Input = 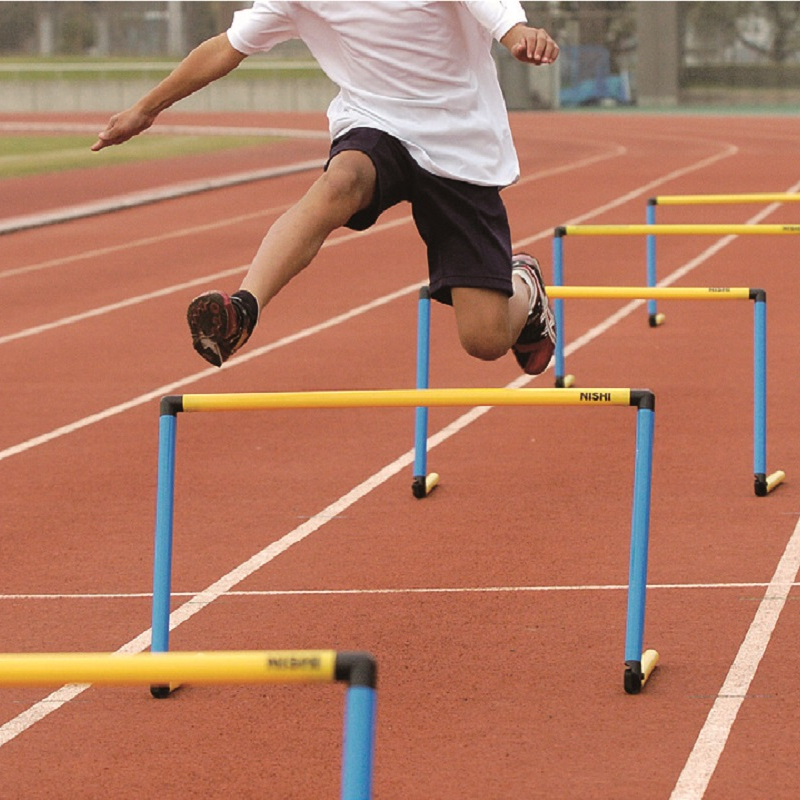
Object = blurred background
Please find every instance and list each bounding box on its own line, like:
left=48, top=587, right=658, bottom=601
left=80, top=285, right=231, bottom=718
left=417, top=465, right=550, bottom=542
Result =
left=1, top=1, right=800, bottom=113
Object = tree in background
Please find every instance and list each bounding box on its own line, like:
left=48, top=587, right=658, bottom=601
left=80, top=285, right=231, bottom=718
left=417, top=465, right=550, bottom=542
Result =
left=0, top=1, right=244, bottom=57
left=684, top=1, right=800, bottom=64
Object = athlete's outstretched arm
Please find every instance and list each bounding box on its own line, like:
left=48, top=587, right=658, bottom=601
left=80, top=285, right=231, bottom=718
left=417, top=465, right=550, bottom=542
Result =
left=91, top=33, right=246, bottom=151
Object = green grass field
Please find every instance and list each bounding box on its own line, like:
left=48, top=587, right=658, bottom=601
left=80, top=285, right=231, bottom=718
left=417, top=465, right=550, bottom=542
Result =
left=0, top=132, right=279, bottom=179
left=0, top=56, right=322, bottom=82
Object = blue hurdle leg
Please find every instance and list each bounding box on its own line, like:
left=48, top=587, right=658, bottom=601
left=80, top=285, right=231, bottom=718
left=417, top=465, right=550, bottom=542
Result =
left=624, top=404, right=656, bottom=694
left=150, top=412, right=177, bottom=696
left=646, top=200, right=664, bottom=328
left=753, top=294, right=767, bottom=486
left=412, top=286, right=438, bottom=498
left=752, top=292, right=784, bottom=495
left=645, top=202, right=664, bottom=327
left=341, top=685, right=377, bottom=800
left=552, top=233, right=568, bottom=387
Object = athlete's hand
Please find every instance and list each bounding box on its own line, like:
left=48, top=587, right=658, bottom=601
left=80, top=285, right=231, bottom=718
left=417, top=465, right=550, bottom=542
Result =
left=91, top=107, right=155, bottom=151
left=503, top=25, right=559, bottom=66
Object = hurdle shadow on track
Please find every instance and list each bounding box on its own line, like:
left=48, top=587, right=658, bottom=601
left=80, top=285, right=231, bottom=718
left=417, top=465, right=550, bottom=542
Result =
left=152, top=388, right=659, bottom=695
left=0, top=650, right=377, bottom=800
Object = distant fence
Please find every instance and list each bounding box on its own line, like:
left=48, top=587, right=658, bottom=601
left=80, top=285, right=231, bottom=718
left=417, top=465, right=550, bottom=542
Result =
left=680, top=63, right=800, bottom=107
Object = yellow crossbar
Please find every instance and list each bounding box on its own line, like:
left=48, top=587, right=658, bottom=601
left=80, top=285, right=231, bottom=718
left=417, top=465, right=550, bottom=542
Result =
left=654, top=193, right=800, bottom=205
left=0, top=650, right=337, bottom=687
left=181, top=388, right=635, bottom=413
left=546, top=286, right=751, bottom=300
left=561, top=223, right=800, bottom=236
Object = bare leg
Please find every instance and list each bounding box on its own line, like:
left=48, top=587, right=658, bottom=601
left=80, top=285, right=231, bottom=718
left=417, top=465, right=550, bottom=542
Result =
left=240, top=150, right=377, bottom=310
left=450, top=272, right=531, bottom=361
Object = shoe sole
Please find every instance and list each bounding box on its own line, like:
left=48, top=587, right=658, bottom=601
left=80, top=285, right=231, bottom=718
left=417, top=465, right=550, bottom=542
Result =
left=513, top=337, right=555, bottom=375
left=187, top=293, right=229, bottom=367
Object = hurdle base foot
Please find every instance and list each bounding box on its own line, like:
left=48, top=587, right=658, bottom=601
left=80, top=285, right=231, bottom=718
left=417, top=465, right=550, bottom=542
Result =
left=755, top=470, right=786, bottom=497
left=150, top=682, right=181, bottom=699
left=412, top=473, right=440, bottom=499
left=555, top=375, right=576, bottom=389
left=648, top=312, right=666, bottom=328
left=624, top=650, right=659, bottom=695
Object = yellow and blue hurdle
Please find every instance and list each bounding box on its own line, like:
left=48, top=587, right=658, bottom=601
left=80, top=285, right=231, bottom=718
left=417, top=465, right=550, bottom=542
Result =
left=153, top=388, right=658, bottom=695
left=551, top=225, right=788, bottom=496
left=646, top=194, right=800, bottom=325
left=0, top=649, right=377, bottom=800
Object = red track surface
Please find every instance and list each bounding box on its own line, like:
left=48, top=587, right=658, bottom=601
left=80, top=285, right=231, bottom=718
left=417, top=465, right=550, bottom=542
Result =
left=1, top=110, right=799, bottom=799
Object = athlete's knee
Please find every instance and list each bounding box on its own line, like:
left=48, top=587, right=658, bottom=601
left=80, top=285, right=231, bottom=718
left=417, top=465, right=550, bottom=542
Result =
left=323, top=151, right=376, bottom=210
left=451, top=287, right=511, bottom=362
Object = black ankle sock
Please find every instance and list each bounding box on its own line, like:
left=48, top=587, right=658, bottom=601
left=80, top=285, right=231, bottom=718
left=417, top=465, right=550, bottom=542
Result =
left=232, top=290, right=259, bottom=332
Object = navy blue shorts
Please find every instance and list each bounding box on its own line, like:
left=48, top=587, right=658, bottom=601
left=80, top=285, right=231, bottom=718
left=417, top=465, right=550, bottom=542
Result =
left=327, top=127, right=513, bottom=305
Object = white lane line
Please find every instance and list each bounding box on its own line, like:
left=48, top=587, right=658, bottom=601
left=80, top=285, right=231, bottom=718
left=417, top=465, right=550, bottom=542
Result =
left=0, top=275, right=420, bottom=464
left=0, top=582, right=794, bottom=600
left=0, top=204, right=294, bottom=281
left=514, top=141, right=739, bottom=249
left=0, top=233, right=723, bottom=745
left=0, top=159, right=326, bottom=235
left=0, top=140, right=627, bottom=346
left=0, top=216, right=410, bottom=346
left=0, top=136, right=625, bottom=282
left=0, top=416, right=460, bottom=744
left=0, top=140, right=743, bottom=746
left=670, top=514, right=800, bottom=800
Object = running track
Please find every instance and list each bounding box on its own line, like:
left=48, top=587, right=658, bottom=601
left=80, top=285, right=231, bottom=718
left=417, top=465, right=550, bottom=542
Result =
left=1, top=110, right=800, bottom=799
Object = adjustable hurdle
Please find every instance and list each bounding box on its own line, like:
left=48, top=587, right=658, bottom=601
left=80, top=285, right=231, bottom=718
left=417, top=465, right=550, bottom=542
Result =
left=0, top=649, right=377, bottom=800
left=551, top=224, right=791, bottom=496
left=411, top=282, right=783, bottom=497
left=646, top=194, right=800, bottom=325
left=153, top=388, right=659, bottom=694
left=554, top=224, right=800, bottom=333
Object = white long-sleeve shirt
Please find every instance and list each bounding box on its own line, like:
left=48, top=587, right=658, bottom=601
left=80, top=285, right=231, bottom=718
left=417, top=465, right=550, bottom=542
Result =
left=227, top=1, right=528, bottom=186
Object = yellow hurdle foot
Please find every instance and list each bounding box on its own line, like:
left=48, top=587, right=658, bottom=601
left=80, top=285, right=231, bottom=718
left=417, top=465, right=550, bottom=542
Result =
left=766, top=470, right=786, bottom=494
left=412, top=473, right=440, bottom=499
left=755, top=470, right=786, bottom=497
left=150, top=682, right=181, bottom=699
left=555, top=374, right=576, bottom=389
left=641, top=649, right=659, bottom=684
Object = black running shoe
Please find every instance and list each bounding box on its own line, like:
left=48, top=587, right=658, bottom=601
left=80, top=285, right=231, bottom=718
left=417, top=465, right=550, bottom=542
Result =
left=186, top=291, right=255, bottom=367
left=510, top=254, right=556, bottom=375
